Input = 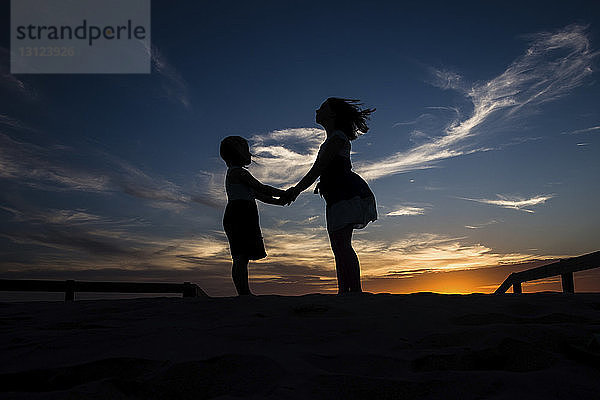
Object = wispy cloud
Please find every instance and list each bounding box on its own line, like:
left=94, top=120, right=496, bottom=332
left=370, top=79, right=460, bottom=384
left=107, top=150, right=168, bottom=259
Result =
left=1, top=202, right=229, bottom=270
left=0, top=114, right=34, bottom=131
left=0, top=129, right=224, bottom=210
left=464, top=219, right=500, bottom=229
left=356, top=24, right=596, bottom=181
left=110, top=159, right=192, bottom=210
left=191, top=170, right=227, bottom=208
left=1, top=225, right=141, bottom=258
left=0, top=47, right=36, bottom=99
left=0, top=132, right=110, bottom=192
left=460, top=194, right=554, bottom=213
left=562, top=126, right=600, bottom=135
left=244, top=25, right=594, bottom=185
left=146, top=44, right=191, bottom=109
left=1, top=206, right=102, bottom=225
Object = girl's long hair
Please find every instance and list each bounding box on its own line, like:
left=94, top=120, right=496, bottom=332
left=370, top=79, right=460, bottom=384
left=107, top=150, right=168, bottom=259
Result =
left=327, top=98, right=375, bottom=140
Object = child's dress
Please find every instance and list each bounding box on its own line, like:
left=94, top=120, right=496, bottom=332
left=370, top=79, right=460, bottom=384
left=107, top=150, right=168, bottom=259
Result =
left=317, top=130, right=378, bottom=233
left=223, top=166, right=267, bottom=260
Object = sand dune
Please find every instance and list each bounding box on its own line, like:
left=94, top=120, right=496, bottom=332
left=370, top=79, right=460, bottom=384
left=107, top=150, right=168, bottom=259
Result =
left=1, top=293, right=600, bottom=399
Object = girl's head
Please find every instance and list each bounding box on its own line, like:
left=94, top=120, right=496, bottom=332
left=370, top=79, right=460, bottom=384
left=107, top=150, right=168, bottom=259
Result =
left=316, top=98, right=375, bottom=140
left=220, top=136, right=251, bottom=167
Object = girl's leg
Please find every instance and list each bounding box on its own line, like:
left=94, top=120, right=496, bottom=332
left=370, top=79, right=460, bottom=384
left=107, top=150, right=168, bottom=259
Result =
left=331, top=243, right=348, bottom=294
left=329, top=225, right=362, bottom=293
left=341, top=226, right=361, bottom=292
left=232, top=255, right=251, bottom=295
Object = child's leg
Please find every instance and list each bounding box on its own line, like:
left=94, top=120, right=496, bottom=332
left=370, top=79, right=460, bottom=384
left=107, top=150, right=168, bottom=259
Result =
left=232, top=255, right=251, bottom=295
left=329, top=226, right=361, bottom=293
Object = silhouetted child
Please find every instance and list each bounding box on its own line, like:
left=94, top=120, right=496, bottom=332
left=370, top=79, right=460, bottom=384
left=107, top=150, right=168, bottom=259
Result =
left=282, top=98, right=377, bottom=294
left=220, top=136, right=286, bottom=296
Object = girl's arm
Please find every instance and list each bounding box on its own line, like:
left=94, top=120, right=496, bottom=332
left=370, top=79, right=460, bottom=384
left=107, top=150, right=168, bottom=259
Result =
left=286, top=135, right=345, bottom=198
left=236, top=169, right=286, bottom=197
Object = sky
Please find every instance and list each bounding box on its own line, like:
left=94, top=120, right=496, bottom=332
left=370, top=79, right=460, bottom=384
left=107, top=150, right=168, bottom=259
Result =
left=1, top=0, right=600, bottom=297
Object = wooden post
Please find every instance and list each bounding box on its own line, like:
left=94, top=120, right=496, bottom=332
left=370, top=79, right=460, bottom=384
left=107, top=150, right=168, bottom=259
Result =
left=561, top=272, right=574, bottom=293
left=182, top=282, right=198, bottom=298
left=513, top=281, right=522, bottom=294
left=65, top=280, right=75, bottom=301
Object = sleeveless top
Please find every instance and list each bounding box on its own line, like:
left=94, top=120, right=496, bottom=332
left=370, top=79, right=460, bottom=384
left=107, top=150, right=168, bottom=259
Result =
left=317, top=130, right=351, bottom=160
left=318, top=130, right=353, bottom=198
left=225, top=166, right=255, bottom=201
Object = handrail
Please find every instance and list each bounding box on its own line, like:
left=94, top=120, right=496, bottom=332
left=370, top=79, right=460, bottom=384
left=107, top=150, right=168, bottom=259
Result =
left=495, top=250, right=600, bottom=294
left=0, top=279, right=207, bottom=301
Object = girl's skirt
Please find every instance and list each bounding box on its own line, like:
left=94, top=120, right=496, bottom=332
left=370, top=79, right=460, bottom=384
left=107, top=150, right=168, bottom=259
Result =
left=223, top=199, right=267, bottom=260
left=320, top=171, right=377, bottom=233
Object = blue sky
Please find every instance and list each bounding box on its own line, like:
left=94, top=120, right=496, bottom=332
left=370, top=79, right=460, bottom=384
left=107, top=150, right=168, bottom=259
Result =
left=1, top=1, right=599, bottom=296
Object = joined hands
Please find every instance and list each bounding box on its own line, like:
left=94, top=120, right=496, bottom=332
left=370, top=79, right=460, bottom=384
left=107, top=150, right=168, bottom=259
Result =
left=279, top=186, right=301, bottom=206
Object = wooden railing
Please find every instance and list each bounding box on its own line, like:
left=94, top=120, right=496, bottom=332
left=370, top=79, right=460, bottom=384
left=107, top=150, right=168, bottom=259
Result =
left=0, top=279, right=206, bottom=301
left=495, top=251, right=600, bottom=294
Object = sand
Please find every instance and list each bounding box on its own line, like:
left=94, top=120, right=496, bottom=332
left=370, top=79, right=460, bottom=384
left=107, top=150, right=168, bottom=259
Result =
left=1, top=292, right=600, bottom=399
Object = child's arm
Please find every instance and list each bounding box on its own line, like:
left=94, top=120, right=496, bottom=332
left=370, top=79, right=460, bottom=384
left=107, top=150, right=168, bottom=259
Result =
left=237, top=169, right=286, bottom=197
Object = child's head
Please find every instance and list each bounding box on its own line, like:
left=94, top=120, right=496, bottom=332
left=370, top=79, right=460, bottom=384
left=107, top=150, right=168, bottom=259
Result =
left=316, top=98, right=375, bottom=140
left=220, top=136, right=251, bottom=167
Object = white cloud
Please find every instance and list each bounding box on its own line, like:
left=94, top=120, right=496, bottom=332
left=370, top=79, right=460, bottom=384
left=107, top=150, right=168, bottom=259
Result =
left=460, top=194, right=554, bottom=213
left=386, top=206, right=426, bottom=216
left=248, top=128, right=324, bottom=186
left=356, top=24, right=595, bottom=181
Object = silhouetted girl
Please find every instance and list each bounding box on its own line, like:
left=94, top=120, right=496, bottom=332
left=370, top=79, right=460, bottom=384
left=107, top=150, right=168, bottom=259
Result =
left=220, top=136, right=286, bottom=296
left=284, top=98, right=377, bottom=294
